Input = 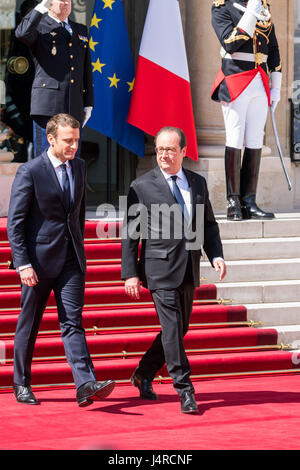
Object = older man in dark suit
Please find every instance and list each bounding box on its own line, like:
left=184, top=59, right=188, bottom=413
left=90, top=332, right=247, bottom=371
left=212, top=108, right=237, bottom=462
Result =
left=15, top=0, right=94, bottom=157
left=121, top=127, right=226, bottom=414
left=7, top=113, right=115, bottom=406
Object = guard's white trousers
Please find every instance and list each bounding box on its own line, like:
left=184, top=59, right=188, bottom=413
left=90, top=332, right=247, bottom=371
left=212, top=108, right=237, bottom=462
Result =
left=221, top=73, right=269, bottom=150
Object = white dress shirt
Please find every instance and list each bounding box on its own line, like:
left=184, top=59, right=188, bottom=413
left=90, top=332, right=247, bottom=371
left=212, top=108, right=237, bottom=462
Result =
left=47, top=150, right=74, bottom=201
left=159, top=166, right=192, bottom=219
left=159, top=166, right=224, bottom=266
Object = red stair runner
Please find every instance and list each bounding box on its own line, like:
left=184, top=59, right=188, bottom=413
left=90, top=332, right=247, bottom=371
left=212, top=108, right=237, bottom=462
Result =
left=0, top=217, right=299, bottom=391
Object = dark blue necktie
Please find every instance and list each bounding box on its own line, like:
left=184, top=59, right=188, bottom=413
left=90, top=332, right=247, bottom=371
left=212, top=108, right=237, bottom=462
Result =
left=61, top=21, right=72, bottom=35
left=171, top=175, right=187, bottom=220
left=61, top=163, right=71, bottom=212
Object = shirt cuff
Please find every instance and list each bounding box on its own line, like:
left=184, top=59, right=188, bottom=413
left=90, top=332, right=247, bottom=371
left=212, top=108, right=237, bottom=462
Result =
left=17, top=264, right=32, bottom=273
left=212, top=257, right=224, bottom=264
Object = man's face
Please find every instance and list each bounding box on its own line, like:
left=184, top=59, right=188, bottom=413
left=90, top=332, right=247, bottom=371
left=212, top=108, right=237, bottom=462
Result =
left=156, top=131, right=186, bottom=175
left=49, top=0, right=72, bottom=21
left=47, top=125, right=79, bottom=162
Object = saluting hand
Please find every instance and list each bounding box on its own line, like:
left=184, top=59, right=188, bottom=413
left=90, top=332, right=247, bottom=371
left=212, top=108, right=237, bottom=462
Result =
left=36, top=0, right=52, bottom=12
left=246, top=0, right=263, bottom=15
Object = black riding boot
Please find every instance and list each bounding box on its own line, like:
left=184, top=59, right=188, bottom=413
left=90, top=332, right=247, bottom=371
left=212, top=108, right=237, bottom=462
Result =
left=240, top=148, right=275, bottom=220
left=225, top=146, right=243, bottom=221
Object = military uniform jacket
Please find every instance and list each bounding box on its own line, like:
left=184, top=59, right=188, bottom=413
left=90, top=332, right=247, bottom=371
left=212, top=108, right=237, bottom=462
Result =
left=15, top=9, right=94, bottom=122
left=211, top=0, right=281, bottom=104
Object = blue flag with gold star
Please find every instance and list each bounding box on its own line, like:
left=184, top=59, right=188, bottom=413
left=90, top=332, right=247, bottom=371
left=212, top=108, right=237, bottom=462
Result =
left=87, top=0, right=144, bottom=157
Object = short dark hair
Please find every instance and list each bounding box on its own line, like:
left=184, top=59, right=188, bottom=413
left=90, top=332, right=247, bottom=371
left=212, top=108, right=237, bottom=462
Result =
left=154, top=126, right=187, bottom=149
left=46, top=114, right=80, bottom=139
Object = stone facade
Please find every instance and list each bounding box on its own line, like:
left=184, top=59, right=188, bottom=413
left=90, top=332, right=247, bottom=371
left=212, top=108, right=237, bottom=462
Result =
left=0, top=0, right=298, bottom=216
left=138, top=0, right=298, bottom=214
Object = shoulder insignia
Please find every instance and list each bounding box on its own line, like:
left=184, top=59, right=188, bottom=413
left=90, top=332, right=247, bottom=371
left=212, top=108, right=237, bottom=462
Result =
left=213, top=0, right=226, bottom=6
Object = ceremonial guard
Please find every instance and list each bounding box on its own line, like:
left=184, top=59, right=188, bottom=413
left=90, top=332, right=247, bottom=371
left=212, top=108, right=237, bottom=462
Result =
left=15, top=0, right=94, bottom=157
left=211, top=0, right=282, bottom=220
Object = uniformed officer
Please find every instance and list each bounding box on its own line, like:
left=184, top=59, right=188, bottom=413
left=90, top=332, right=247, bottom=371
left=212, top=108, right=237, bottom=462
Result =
left=211, top=0, right=282, bottom=220
left=15, top=0, right=94, bottom=157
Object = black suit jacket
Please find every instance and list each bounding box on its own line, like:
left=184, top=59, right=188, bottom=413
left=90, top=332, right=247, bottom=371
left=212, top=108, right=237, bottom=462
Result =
left=7, top=151, right=87, bottom=278
left=121, top=166, right=223, bottom=290
left=15, top=9, right=94, bottom=121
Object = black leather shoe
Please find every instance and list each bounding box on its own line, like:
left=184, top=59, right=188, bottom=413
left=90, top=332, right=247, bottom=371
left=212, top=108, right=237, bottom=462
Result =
left=180, top=391, right=198, bottom=414
left=76, top=380, right=115, bottom=407
left=13, top=385, right=39, bottom=405
left=241, top=196, right=275, bottom=220
left=227, top=196, right=243, bottom=221
left=130, top=372, right=158, bottom=400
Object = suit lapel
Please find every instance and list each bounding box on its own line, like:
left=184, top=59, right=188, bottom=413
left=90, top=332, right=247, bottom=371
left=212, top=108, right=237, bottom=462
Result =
left=69, top=158, right=78, bottom=211
left=153, top=166, right=178, bottom=207
left=183, top=169, right=202, bottom=225
left=42, top=152, right=69, bottom=212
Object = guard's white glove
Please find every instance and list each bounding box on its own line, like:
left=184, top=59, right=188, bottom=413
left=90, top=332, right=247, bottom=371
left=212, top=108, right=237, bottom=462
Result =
left=82, top=106, right=93, bottom=127
left=237, top=0, right=262, bottom=38
left=35, top=0, right=52, bottom=14
left=270, top=72, right=282, bottom=112
left=246, top=0, right=263, bottom=16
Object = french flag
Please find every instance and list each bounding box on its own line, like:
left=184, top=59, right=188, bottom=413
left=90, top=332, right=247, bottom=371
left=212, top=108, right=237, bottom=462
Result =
left=127, top=0, right=198, bottom=161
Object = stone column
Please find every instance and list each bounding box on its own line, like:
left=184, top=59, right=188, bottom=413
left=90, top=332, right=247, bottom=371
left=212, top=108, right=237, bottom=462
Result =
left=182, top=0, right=296, bottom=213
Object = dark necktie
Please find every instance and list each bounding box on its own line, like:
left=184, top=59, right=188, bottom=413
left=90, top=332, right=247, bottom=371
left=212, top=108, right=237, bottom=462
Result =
left=61, top=163, right=71, bottom=212
left=171, top=175, right=187, bottom=220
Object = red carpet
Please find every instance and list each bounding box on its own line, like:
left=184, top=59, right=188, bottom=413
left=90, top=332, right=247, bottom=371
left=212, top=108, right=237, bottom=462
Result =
left=1, top=375, right=300, bottom=450
left=1, top=216, right=300, bottom=451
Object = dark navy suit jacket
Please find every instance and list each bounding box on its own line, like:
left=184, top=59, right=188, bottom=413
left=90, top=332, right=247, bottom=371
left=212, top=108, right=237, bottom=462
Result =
left=7, top=151, right=87, bottom=279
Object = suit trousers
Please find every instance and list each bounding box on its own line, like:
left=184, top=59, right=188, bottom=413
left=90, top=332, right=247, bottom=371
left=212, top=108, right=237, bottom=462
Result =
left=13, top=242, right=96, bottom=389
left=136, top=257, right=195, bottom=396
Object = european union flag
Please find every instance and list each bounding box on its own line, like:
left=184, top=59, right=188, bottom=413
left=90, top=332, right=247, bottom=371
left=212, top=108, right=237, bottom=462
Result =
left=87, top=0, right=145, bottom=157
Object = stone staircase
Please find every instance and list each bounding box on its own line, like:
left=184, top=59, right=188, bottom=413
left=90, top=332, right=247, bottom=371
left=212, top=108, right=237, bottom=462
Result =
left=201, top=213, right=300, bottom=350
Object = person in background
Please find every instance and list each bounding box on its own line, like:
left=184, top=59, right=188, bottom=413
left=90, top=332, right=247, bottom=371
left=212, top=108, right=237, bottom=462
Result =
left=15, top=0, right=94, bottom=158
left=211, top=0, right=281, bottom=220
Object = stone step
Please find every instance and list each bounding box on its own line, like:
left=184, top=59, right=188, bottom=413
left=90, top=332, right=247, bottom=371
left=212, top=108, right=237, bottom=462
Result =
left=202, top=258, right=300, bottom=283
left=220, top=237, right=300, bottom=261
left=216, top=213, right=300, bottom=240
left=264, top=325, right=300, bottom=348
left=214, top=280, right=300, bottom=304
left=245, top=302, right=300, bottom=327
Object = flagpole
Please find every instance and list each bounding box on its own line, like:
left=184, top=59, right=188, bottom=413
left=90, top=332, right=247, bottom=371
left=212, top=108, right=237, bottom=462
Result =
left=106, top=137, right=112, bottom=204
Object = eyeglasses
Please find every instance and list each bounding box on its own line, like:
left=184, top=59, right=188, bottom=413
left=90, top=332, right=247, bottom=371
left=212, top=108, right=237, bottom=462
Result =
left=155, top=147, right=180, bottom=155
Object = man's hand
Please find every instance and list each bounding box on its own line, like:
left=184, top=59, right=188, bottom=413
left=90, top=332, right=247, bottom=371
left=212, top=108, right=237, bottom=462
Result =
left=124, top=277, right=141, bottom=300
left=270, top=72, right=282, bottom=112
left=246, top=0, right=263, bottom=16
left=35, top=0, right=52, bottom=14
left=213, top=259, right=227, bottom=281
left=82, top=107, right=93, bottom=127
left=19, top=267, right=39, bottom=287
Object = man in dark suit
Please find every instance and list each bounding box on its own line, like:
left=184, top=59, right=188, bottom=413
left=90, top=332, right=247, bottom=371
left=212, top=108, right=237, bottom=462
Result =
left=121, top=127, right=226, bottom=414
left=7, top=113, right=115, bottom=406
left=15, top=0, right=94, bottom=157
